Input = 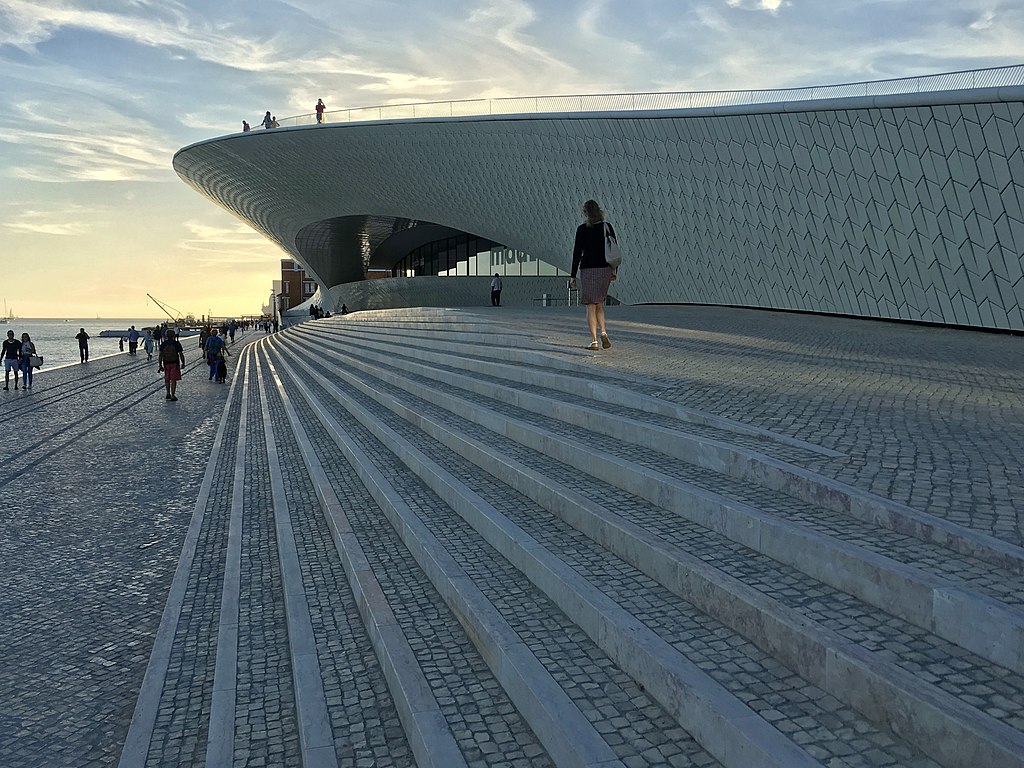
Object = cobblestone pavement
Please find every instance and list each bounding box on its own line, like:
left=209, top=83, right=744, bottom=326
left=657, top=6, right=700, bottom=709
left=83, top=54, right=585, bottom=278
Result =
left=3, top=307, right=1020, bottom=767
left=0, top=341, right=249, bottom=768
left=291, top=341, right=941, bottom=767
left=512, top=306, right=1024, bottom=547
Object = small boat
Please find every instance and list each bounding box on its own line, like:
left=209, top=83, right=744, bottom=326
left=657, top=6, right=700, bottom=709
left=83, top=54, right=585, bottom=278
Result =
left=0, top=300, right=11, bottom=324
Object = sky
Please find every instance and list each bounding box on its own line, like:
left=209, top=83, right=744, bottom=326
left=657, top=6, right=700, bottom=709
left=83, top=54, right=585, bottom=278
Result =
left=1, top=0, right=1022, bottom=319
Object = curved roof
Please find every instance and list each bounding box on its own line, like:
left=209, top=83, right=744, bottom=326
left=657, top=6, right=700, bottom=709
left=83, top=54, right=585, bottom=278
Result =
left=175, top=86, right=1024, bottom=328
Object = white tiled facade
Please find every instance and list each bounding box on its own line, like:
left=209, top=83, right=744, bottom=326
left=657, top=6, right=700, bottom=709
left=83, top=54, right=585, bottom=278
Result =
left=174, top=88, right=1024, bottom=329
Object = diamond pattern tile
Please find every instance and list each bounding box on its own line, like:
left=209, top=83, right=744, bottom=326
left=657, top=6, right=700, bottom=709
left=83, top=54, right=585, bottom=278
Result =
left=175, top=96, right=1024, bottom=329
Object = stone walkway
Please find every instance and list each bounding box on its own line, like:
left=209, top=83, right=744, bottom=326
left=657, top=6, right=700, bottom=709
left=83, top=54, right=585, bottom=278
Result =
left=526, top=305, right=1024, bottom=548
left=0, top=309, right=1020, bottom=768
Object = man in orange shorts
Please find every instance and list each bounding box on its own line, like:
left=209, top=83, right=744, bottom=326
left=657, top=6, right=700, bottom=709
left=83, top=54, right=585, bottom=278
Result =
left=157, top=330, right=186, bottom=401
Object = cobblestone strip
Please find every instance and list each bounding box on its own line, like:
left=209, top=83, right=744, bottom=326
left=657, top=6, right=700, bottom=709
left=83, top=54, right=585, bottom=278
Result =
left=228, top=360, right=301, bottom=767
left=258, top=349, right=456, bottom=768
left=283, top=341, right=932, bottom=768
left=252, top=349, right=336, bottom=767
left=266, top=359, right=560, bottom=768
left=268, top=344, right=642, bottom=768
left=289, top=332, right=1022, bottom=576
left=203, top=355, right=251, bottom=768
left=294, top=322, right=833, bottom=458
left=299, top=347, right=1024, bottom=768
left=273, top=343, right=751, bottom=768
left=297, top=333, right=1024, bottom=675
left=118, top=349, right=248, bottom=768
left=317, top=358, right=1015, bottom=768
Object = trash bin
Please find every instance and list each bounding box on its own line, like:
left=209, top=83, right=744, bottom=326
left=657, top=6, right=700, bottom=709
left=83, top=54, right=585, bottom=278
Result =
left=542, top=293, right=551, bottom=307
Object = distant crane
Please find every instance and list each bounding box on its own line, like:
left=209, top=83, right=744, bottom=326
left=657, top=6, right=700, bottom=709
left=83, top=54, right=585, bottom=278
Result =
left=146, top=294, right=190, bottom=323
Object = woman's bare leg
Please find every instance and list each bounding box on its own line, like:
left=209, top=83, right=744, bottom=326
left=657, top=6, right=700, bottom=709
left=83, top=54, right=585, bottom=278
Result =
left=586, top=304, right=598, bottom=343
left=595, top=303, right=607, bottom=337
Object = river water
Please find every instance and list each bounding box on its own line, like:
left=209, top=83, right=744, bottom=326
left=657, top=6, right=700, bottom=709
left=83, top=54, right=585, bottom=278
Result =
left=2, top=318, right=165, bottom=369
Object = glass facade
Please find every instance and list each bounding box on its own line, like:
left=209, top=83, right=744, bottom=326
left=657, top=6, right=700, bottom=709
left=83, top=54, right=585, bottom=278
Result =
left=391, top=232, right=566, bottom=278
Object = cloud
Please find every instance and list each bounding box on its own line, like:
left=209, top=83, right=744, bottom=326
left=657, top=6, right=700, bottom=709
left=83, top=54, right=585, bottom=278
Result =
left=2, top=204, right=97, bottom=235
left=726, top=0, right=785, bottom=10
left=179, top=218, right=280, bottom=256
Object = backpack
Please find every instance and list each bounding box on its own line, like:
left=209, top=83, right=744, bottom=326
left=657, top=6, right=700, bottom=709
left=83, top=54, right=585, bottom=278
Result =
left=159, top=344, right=179, bottom=364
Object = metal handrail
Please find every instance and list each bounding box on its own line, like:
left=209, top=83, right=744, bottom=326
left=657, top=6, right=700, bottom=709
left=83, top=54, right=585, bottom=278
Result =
left=271, top=64, right=1024, bottom=128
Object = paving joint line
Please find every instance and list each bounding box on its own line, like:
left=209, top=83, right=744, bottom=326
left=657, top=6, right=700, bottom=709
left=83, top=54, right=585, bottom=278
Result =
left=116, top=348, right=248, bottom=768
left=261, top=345, right=468, bottom=768
left=253, top=343, right=337, bottom=767
left=203, top=351, right=251, bottom=768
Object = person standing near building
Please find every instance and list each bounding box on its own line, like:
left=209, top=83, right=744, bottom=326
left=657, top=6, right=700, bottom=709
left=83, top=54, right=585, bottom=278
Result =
left=127, top=325, right=140, bottom=355
left=490, top=273, right=503, bottom=306
left=315, top=98, right=326, bottom=124
left=158, top=330, right=185, bottom=401
left=19, top=332, right=37, bottom=389
left=3, top=329, right=21, bottom=390
left=75, top=328, right=90, bottom=363
left=570, top=199, right=618, bottom=350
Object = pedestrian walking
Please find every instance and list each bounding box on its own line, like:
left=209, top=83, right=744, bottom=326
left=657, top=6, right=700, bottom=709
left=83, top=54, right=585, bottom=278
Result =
left=158, top=330, right=185, bottom=401
left=143, top=329, right=155, bottom=361
left=204, top=329, right=225, bottom=381
left=315, top=98, right=326, bottom=124
left=262, top=111, right=273, bottom=129
left=490, top=273, right=503, bottom=306
left=75, top=327, right=90, bottom=362
left=2, top=329, right=21, bottom=390
left=569, top=199, right=619, bottom=350
left=270, top=115, right=279, bottom=128
left=127, top=325, right=140, bottom=355
left=242, top=120, right=251, bottom=132
left=19, top=332, right=37, bottom=389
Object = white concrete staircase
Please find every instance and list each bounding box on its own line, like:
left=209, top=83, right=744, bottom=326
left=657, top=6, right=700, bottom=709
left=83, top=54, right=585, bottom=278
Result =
left=119, top=310, right=1024, bottom=768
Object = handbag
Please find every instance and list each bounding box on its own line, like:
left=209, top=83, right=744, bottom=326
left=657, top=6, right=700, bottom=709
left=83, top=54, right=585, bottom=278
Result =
left=29, top=354, right=43, bottom=368
left=603, top=222, right=622, bottom=269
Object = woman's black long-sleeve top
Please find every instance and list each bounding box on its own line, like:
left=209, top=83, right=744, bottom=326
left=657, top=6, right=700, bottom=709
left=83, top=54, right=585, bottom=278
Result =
left=571, top=221, right=615, bottom=278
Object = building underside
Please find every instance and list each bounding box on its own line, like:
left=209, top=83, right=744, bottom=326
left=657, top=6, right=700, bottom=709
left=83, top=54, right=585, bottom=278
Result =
left=173, top=84, right=1024, bottom=330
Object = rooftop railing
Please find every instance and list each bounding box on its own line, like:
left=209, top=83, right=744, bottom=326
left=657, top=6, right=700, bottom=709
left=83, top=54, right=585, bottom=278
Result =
left=272, top=64, right=1024, bottom=128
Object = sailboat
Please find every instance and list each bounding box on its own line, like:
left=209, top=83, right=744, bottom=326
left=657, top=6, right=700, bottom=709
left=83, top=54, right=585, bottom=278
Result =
left=0, top=300, right=10, bottom=324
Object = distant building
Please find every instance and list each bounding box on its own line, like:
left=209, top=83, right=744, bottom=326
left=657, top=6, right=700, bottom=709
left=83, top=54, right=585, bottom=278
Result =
left=279, top=259, right=318, bottom=312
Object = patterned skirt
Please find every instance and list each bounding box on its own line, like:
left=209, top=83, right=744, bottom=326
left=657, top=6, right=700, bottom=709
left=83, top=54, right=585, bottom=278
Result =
left=578, top=266, right=613, bottom=305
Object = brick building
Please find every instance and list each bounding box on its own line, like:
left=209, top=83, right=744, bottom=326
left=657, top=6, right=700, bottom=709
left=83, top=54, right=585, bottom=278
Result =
left=279, top=259, right=318, bottom=312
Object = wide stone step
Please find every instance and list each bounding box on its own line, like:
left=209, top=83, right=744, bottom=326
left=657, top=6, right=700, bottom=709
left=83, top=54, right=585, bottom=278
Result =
left=120, top=349, right=415, bottom=767
left=268, top=343, right=738, bottom=768
left=288, top=327, right=1024, bottom=669
left=269, top=336, right=956, bottom=768
left=296, top=319, right=1024, bottom=574
left=275, top=332, right=1024, bottom=768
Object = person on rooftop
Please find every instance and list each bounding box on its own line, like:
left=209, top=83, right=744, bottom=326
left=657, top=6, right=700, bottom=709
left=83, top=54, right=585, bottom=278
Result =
left=242, top=120, right=251, bottom=132
left=262, top=111, right=273, bottom=129
left=315, top=98, right=326, bottom=124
